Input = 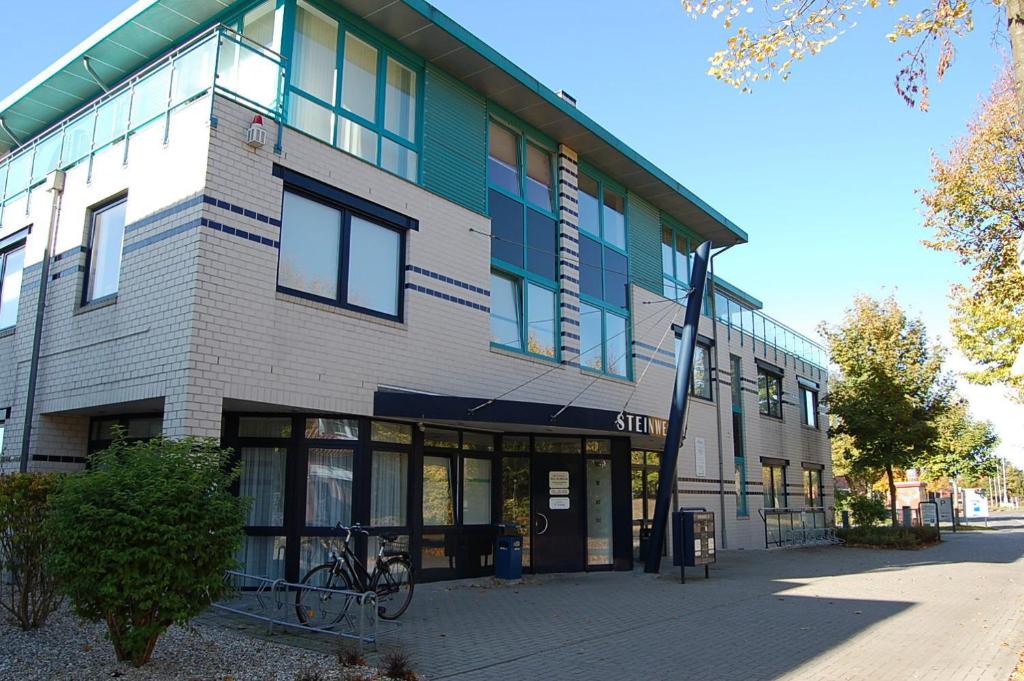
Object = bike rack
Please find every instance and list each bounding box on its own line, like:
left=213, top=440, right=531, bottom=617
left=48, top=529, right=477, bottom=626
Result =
left=757, top=507, right=844, bottom=549
left=211, top=570, right=397, bottom=649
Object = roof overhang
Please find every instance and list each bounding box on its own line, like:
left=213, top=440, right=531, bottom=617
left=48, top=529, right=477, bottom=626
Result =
left=0, top=0, right=747, bottom=246
left=336, top=0, right=747, bottom=245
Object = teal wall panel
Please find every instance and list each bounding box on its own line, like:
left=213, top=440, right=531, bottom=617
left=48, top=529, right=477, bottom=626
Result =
left=421, top=64, right=487, bottom=215
left=627, top=194, right=661, bottom=295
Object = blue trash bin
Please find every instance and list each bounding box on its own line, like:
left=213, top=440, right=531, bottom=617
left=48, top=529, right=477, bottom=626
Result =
left=495, top=533, right=523, bottom=579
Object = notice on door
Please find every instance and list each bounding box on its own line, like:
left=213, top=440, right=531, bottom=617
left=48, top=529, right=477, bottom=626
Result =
left=549, top=497, right=571, bottom=510
left=549, top=471, right=570, bottom=487
left=549, top=488, right=570, bottom=496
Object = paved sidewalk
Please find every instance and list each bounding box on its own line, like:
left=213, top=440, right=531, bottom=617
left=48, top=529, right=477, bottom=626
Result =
left=215, top=514, right=1024, bottom=680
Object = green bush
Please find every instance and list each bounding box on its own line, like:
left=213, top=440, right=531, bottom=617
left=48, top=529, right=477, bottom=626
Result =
left=0, top=472, right=64, bottom=629
left=846, top=494, right=890, bottom=526
left=48, top=434, right=247, bottom=666
left=837, top=525, right=940, bottom=548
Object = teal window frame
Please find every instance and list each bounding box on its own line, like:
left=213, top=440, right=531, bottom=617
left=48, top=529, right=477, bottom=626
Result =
left=730, top=354, right=748, bottom=517
left=660, top=218, right=695, bottom=303
left=486, top=113, right=560, bottom=363
left=278, top=0, right=424, bottom=182
left=577, top=164, right=631, bottom=380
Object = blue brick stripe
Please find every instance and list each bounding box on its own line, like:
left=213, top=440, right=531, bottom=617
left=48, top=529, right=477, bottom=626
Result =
left=405, top=265, right=489, bottom=296
left=633, top=339, right=676, bottom=359
left=633, top=352, right=675, bottom=370
left=203, top=195, right=281, bottom=226
left=203, top=218, right=279, bottom=248
left=405, top=283, right=489, bottom=313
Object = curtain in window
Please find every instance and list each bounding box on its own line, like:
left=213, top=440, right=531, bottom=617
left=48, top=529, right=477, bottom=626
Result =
left=462, top=458, right=492, bottom=525
left=240, top=447, right=286, bottom=526
left=306, top=449, right=353, bottom=527
left=236, top=535, right=286, bottom=579
left=371, top=450, right=408, bottom=526
left=293, top=1, right=337, bottom=103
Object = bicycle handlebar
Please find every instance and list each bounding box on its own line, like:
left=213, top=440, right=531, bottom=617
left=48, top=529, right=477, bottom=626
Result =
left=335, top=522, right=371, bottom=537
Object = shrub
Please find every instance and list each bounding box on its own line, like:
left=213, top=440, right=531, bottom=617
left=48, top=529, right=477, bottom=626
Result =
left=837, top=525, right=940, bottom=549
left=48, top=433, right=247, bottom=666
left=0, top=472, right=64, bottom=629
left=846, top=494, right=890, bottom=526
left=380, top=649, right=417, bottom=681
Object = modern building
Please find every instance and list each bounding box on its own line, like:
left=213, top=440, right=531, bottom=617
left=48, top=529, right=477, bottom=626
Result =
left=0, top=0, right=831, bottom=581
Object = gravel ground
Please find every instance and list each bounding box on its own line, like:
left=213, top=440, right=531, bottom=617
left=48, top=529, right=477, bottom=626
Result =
left=0, top=606, right=388, bottom=681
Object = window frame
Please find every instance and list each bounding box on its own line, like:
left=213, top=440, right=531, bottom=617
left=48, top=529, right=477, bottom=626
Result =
left=486, top=113, right=560, bottom=363
left=660, top=217, right=700, bottom=303
left=761, top=461, right=788, bottom=509
left=281, top=0, right=424, bottom=182
left=275, top=173, right=408, bottom=322
left=799, top=384, right=819, bottom=428
left=689, top=341, right=713, bottom=401
left=0, top=231, right=27, bottom=330
left=757, top=367, right=783, bottom=419
left=577, top=164, right=631, bottom=380
left=804, top=467, right=823, bottom=508
left=82, top=195, right=128, bottom=306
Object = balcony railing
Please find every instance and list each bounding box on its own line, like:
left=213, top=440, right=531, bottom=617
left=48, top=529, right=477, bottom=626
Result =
left=712, top=289, right=828, bottom=369
left=0, top=25, right=285, bottom=224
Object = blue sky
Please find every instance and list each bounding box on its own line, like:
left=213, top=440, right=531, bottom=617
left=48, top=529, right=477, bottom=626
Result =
left=1, top=1, right=1020, bottom=464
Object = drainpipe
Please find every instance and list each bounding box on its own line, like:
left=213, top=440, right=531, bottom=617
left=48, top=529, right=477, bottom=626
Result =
left=708, top=245, right=733, bottom=549
left=19, top=170, right=65, bottom=472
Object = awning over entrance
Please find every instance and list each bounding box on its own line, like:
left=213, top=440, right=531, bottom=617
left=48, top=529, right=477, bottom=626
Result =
left=373, top=389, right=669, bottom=444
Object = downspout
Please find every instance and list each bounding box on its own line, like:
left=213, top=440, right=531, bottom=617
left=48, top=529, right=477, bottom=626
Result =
left=708, top=245, right=734, bottom=549
left=19, top=170, right=65, bottom=472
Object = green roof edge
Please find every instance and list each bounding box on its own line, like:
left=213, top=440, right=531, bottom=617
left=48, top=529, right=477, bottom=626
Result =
left=402, top=0, right=749, bottom=245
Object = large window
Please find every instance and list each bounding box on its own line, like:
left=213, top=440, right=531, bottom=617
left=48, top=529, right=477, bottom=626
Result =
left=0, top=241, right=25, bottom=329
left=286, top=0, right=420, bottom=181
left=691, top=342, right=712, bottom=400
left=731, top=355, right=747, bottom=517
left=578, top=169, right=629, bottom=378
left=487, top=119, right=558, bottom=360
left=84, top=198, right=127, bottom=304
left=804, top=467, right=823, bottom=508
left=661, top=224, right=692, bottom=302
left=762, top=461, right=787, bottom=509
left=757, top=367, right=783, bottom=418
left=672, top=336, right=714, bottom=400
left=799, top=382, right=819, bottom=428
left=278, top=188, right=403, bottom=318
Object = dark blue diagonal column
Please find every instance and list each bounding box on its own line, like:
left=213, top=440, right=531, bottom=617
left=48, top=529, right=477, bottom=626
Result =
left=644, top=240, right=711, bottom=573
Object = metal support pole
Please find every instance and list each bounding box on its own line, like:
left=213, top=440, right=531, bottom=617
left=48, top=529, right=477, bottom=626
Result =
left=644, top=241, right=711, bottom=573
left=19, top=171, right=64, bottom=472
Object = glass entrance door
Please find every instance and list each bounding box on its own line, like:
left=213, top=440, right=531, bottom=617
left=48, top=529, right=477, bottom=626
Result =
left=530, top=452, right=584, bottom=573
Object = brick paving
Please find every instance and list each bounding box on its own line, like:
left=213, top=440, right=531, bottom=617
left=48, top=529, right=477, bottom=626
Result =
left=207, top=513, right=1024, bottom=680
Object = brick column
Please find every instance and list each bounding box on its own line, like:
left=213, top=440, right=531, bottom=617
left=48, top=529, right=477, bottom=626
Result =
left=557, top=144, right=581, bottom=367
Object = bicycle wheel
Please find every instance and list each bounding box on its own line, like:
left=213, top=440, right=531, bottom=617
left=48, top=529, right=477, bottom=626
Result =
left=370, top=556, right=414, bottom=620
left=295, top=563, right=355, bottom=628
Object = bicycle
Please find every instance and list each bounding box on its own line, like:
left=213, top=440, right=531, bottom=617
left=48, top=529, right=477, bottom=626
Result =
left=295, top=523, right=414, bottom=626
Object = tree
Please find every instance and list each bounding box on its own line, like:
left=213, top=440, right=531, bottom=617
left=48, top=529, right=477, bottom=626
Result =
left=0, top=473, right=63, bottom=630
left=921, top=73, right=1024, bottom=401
left=48, top=433, right=247, bottom=667
left=821, top=295, right=952, bottom=526
left=918, top=398, right=1000, bottom=481
left=680, top=0, right=1024, bottom=112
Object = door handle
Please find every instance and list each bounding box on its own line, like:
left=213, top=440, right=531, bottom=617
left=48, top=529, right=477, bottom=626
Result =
left=536, top=513, right=549, bottom=535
